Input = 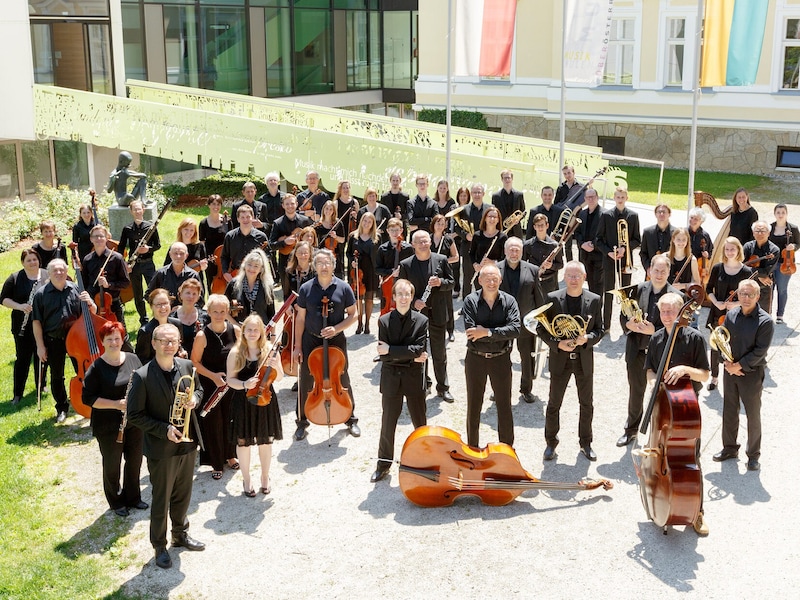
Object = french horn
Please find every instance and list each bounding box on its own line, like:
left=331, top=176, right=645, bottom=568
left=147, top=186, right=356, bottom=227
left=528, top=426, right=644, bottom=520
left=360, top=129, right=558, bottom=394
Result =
left=524, top=303, right=591, bottom=339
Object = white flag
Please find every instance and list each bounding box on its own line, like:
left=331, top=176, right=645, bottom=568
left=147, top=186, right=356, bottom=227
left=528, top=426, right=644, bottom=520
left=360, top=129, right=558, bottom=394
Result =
left=563, top=0, right=615, bottom=86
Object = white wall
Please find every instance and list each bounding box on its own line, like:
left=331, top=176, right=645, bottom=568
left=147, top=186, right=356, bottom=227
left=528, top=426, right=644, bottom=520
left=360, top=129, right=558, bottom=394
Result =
left=0, top=0, right=35, bottom=141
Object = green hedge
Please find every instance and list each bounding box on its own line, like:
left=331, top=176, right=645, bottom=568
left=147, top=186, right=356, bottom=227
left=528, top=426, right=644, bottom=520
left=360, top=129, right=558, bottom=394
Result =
left=161, top=171, right=268, bottom=200
left=417, top=109, right=489, bottom=131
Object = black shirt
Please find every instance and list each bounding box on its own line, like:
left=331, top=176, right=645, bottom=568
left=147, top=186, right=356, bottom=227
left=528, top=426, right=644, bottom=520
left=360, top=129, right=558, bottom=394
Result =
left=742, top=240, right=779, bottom=281
left=268, top=214, right=312, bottom=256
left=1, top=268, right=49, bottom=334
left=526, top=203, right=564, bottom=238
left=118, top=220, right=160, bottom=264
left=297, top=276, right=355, bottom=334
left=297, top=188, right=330, bottom=217
left=32, top=281, right=82, bottom=339
left=32, top=241, right=68, bottom=269
left=407, top=195, right=439, bottom=233
left=523, top=236, right=562, bottom=280
left=231, top=198, right=267, bottom=231
left=380, top=191, right=409, bottom=222
left=145, top=265, right=202, bottom=306
left=469, top=231, right=507, bottom=265
left=645, top=326, right=710, bottom=394
left=375, top=240, right=414, bottom=278
left=722, top=305, right=774, bottom=371
left=199, top=216, right=229, bottom=257
left=82, top=248, right=130, bottom=299
left=83, top=353, right=143, bottom=436
left=222, top=227, right=269, bottom=272
left=462, top=290, right=521, bottom=354
left=72, top=219, right=95, bottom=261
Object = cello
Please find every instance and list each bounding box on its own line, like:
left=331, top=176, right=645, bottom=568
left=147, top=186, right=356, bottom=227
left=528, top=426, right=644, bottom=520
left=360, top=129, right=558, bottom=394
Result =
left=304, top=296, right=353, bottom=428
left=66, top=247, right=110, bottom=418
left=633, top=285, right=704, bottom=532
left=398, top=426, right=612, bottom=507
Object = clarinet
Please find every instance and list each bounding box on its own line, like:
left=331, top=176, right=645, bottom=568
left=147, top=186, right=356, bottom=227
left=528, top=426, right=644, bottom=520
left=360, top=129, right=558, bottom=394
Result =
left=18, top=279, right=41, bottom=338
left=116, top=373, right=135, bottom=444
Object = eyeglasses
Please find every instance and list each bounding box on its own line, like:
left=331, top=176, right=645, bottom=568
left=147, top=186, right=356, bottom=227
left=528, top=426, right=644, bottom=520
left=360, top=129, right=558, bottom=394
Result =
left=655, top=209, right=670, bottom=215
left=154, top=338, right=180, bottom=345
left=753, top=229, right=769, bottom=234
left=738, top=292, right=758, bottom=298
left=152, top=302, right=171, bottom=308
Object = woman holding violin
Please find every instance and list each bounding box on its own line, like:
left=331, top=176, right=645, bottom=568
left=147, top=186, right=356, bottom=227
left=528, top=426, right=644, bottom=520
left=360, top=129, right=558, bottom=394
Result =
left=191, top=294, right=240, bottom=481
left=357, top=187, right=392, bottom=244
left=431, top=213, right=460, bottom=342
left=704, top=237, right=752, bottom=391
left=316, top=200, right=346, bottom=277
left=199, top=194, right=229, bottom=294
left=1, top=248, right=49, bottom=405
left=169, top=279, right=208, bottom=356
left=82, top=321, right=146, bottom=517
left=165, top=217, right=208, bottom=277
left=687, top=207, right=713, bottom=285
left=769, top=203, right=799, bottom=324
left=226, top=314, right=283, bottom=497
left=347, top=212, right=380, bottom=335
left=224, top=248, right=275, bottom=325
left=667, top=228, right=701, bottom=292
left=72, top=204, right=96, bottom=261
left=135, top=288, right=183, bottom=364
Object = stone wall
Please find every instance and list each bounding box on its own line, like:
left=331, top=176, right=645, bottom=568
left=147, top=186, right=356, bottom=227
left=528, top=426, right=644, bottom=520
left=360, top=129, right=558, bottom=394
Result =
left=485, top=114, right=800, bottom=175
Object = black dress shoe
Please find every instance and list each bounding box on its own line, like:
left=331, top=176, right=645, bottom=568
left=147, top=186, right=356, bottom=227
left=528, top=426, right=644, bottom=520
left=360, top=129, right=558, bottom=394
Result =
left=713, top=448, right=738, bottom=462
left=291, top=381, right=298, bottom=392
left=348, top=422, right=361, bottom=437
left=294, top=426, right=308, bottom=441
left=11, top=396, right=21, bottom=405
left=171, top=534, right=205, bottom=551
left=707, top=381, right=718, bottom=391
left=747, top=458, right=760, bottom=471
left=581, top=445, right=597, bottom=461
left=155, top=547, right=172, bottom=569
left=521, top=392, right=537, bottom=404
left=132, top=501, right=149, bottom=510
left=114, top=507, right=130, bottom=517
left=616, top=433, right=636, bottom=447
left=370, top=467, right=390, bottom=483
left=448, top=332, right=455, bottom=342
left=543, top=446, right=557, bottom=461
left=440, top=391, right=454, bottom=403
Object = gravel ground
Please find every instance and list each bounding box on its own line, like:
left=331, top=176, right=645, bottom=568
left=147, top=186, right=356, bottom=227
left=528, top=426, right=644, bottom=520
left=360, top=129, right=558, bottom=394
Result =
left=50, top=198, right=798, bottom=599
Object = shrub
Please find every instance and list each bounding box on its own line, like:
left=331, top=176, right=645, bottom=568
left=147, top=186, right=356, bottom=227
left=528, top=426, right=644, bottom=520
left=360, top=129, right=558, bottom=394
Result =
left=161, top=171, right=267, bottom=200
left=417, top=109, right=489, bottom=131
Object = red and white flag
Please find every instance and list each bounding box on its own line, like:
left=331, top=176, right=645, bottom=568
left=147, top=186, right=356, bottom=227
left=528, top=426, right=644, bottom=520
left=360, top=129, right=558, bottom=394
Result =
left=454, top=0, right=517, bottom=78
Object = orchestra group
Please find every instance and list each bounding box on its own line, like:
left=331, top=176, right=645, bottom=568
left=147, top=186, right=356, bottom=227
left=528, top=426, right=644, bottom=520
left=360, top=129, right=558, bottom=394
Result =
left=1, top=168, right=791, bottom=566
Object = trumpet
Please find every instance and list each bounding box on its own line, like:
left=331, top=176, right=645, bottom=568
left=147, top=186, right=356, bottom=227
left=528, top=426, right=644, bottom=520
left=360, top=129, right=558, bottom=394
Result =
left=170, top=368, right=197, bottom=443
left=502, top=210, right=526, bottom=232
left=617, top=219, right=634, bottom=276
left=606, top=285, right=643, bottom=323
left=524, top=303, right=591, bottom=340
left=708, top=325, right=735, bottom=363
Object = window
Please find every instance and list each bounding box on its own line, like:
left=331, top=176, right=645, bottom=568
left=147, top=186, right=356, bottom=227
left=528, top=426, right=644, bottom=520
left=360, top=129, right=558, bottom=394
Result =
left=383, top=11, right=413, bottom=88
left=293, top=9, right=333, bottom=94
left=598, top=136, right=625, bottom=156
left=122, top=2, right=147, bottom=82
left=777, top=147, right=800, bottom=168
left=346, top=11, right=381, bottom=90
left=781, top=18, right=800, bottom=89
left=265, top=7, right=292, bottom=96
left=665, top=18, right=685, bottom=87
left=603, top=18, right=634, bottom=85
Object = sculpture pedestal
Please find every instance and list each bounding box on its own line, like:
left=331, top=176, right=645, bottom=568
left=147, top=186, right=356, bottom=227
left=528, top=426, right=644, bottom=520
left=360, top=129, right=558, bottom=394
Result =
left=108, top=203, right=157, bottom=242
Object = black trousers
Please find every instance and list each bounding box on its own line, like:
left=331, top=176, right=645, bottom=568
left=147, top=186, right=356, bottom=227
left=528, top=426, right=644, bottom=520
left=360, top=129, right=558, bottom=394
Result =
left=13, top=331, right=44, bottom=397
left=624, top=349, right=647, bottom=435
left=131, top=260, right=156, bottom=322
left=546, top=357, right=594, bottom=447
left=296, top=333, right=357, bottom=428
left=43, top=335, right=72, bottom=414
left=583, top=254, right=604, bottom=300
left=452, top=255, right=462, bottom=294
left=95, top=428, right=144, bottom=510
left=377, top=364, right=427, bottom=465
left=426, top=322, right=449, bottom=393
left=465, top=350, right=513, bottom=447
left=460, top=241, right=474, bottom=300
left=516, top=331, right=536, bottom=394
left=722, top=368, right=764, bottom=459
left=602, top=257, right=632, bottom=329
left=146, top=450, right=196, bottom=549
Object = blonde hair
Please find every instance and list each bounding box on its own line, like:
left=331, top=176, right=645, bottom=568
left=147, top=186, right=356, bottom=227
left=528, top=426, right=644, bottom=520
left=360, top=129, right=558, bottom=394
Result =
left=176, top=217, right=199, bottom=244
left=231, top=314, right=270, bottom=374
left=231, top=249, right=274, bottom=305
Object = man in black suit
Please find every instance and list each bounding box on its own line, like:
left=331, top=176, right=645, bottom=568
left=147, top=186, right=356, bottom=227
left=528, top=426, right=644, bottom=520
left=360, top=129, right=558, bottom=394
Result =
left=399, top=230, right=454, bottom=402
left=498, top=237, right=544, bottom=403
left=371, top=278, right=428, bottom=483
left=127, top=323, right=205, bottom=570
left=574, top=188, right=604, bottom=301
left=492, top=169, right=526, bottom=239
left=616, top=255, right=678, bottom=447
left=145, top=242, right=203, bottom=308
left=595, top=187, right=641, bottom=330
left=640, top=204, right=675, bottom=274
left=407, top=175, right=439, bottom=234
left=537, top=261, right=604, bottom=462
left=525, top=186, right=563, bottom=239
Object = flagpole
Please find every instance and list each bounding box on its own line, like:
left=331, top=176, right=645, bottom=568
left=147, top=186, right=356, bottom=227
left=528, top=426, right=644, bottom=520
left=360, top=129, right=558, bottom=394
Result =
left=445, top=0, right=453, bottom=181
left=687, top=0, right=706, bottom=224
left=559, top=0, right=567, bottom=178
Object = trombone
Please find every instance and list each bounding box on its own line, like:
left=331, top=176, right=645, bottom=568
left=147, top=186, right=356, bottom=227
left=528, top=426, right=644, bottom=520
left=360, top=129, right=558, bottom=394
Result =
left=551, top=208, right=572, bottom=242
left=170, top=368, right=197, bottom=442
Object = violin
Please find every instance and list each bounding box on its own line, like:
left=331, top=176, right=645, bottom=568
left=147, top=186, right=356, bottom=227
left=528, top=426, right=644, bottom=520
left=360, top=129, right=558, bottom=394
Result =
left=781, top=229, right=796, bottom=275
left=398, top=426, right=612, bottom=507
left=349, top=250, right=365, bottom=302
left=210, top=246, right=227, bottom=294
left=380, top=240, right=403, bottom=316
left=633, top=285, right=704, bottom=531
left=278, top=228, right=304, bottom=256
left=66, top=247, right=110, bottom=418
left=246, top=342, right=282, bottom=407
left=304, top=296, right=353, bottom=427
left=698, top=238, right=709, bottom=284
left=94, top=285, right=115, bottom=321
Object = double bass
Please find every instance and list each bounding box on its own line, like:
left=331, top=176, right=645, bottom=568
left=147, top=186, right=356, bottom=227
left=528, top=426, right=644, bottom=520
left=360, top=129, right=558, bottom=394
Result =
left=304, top=296, right=353, bottom=429
left=633, top=285, right=704, bottom=532
left=398, top=426, right=612, bottom=507
left=66, top=247, right=110, bottom=418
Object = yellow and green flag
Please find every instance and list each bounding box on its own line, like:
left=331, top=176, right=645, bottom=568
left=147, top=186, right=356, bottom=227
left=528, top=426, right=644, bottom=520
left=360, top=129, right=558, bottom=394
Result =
left=700, top=0, right=768, bottom=86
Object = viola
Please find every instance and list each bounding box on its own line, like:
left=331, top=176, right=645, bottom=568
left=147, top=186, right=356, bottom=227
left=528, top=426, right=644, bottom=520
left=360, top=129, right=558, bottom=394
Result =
left=349, top=250, right=365, bottom=301
left=698, top=238, right=709, bottom=285
left=781, top=228, right=796, bottom=275
left=210, top=246, right=227, bottom=294
left=398, top=426, right=612, bottom=508
left=304, top=296, right=353, bottom=428
left=66, top=247, right=110, bottom=418
left=633, top=285, right=704, bottom=531
left=380, top=240, right=403, bottom=316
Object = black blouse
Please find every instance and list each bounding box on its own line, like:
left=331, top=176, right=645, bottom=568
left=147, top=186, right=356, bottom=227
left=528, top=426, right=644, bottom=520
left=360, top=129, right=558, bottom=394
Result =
left=83, top=353, right=143, bottom=437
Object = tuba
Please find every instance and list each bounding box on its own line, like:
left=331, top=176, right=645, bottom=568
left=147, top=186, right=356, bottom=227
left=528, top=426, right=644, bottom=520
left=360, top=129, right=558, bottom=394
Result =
left=606, top=284, right=643, bottom=323
left=524, top=303, right=591, bottom=339
left=708, top=325, right=735, bottom=363
left=170, top=368, right=196, bottom=443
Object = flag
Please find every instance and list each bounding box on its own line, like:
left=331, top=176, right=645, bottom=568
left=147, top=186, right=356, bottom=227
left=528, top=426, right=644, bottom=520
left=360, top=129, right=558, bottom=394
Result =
left=700, top=0, right=769, bottom=86
left=563, top=0, right=615, bottom=86
left=454, top=0, right=517, bottom=78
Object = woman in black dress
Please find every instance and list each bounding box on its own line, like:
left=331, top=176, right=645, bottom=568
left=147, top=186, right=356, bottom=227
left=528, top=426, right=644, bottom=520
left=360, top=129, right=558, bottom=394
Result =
left=83, top=321, right=145, bottom=517
left=705, top=237, right=753, bottom=390
left=667, top=228, right=701, bottom=292
left=169, top=278, right=208, bottom=356
left=729, top=188, right=758, bottom=246
left=1, top=249, right=48, bottom=404
left=199, top=194, right=229, bottom=293
left=316, top=200, right=346, bottom=278
left=72, top=204, right=95, bottom=262
left=135, top=288, right=183, bottom=364
left=469, top=205, right=507, bottom=290
left=346, top=211, right=379, bottom=335
left=431, top=213, right=460, bottom=341
left=227, top=314, right=284, bottom=497
left=165, top=218, right=207, bottom=292
left=224, top=248, right=275, bottom=325
left=191, top=294, right=240, bottom=480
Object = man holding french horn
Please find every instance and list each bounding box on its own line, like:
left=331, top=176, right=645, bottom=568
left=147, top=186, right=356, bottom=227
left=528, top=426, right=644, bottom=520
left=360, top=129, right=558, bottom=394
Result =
left=533, top=261, right=603, bottom=462
left=127, top=323, right=205, bottom=569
